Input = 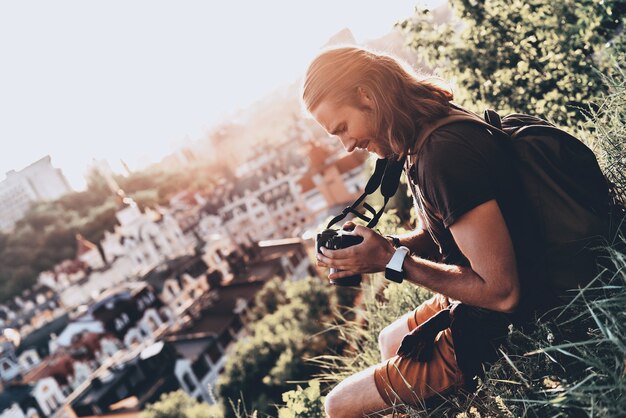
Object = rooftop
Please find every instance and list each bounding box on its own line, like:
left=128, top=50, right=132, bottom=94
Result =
left=0, top=383, right=34, bottom=413
left=171, top=280, right=265, bottom=339
left=16, top=313, right=70, bottom=356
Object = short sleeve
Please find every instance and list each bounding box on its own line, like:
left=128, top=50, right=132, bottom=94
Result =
left=416, top=124, right=499, bottom=228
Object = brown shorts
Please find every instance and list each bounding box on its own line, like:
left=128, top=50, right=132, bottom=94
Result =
left=373, top=294, right=465, bottom=406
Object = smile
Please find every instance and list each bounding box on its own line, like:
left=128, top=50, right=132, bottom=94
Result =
left=358, top=140, right=370, bottom=150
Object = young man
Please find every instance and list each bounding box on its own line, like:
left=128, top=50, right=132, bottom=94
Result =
left=302, top=46, right=542, bottom=417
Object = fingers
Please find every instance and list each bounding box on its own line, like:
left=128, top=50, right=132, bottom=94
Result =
left=316, top=259, right=329, bottom=268
left=352, top=225, right=373, bottom=237
left=318, top=246, right=355, bottom=260
left=342, top=221, right=356, bottom=231
left=317, top=250, right=351, bottom=269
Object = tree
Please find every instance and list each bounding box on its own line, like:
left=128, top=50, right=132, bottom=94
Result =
left=217, top=277, right=344, bottom=418
left=399, top=0, right=626, bottom=129
left=140, top=390, right=219, bottom=418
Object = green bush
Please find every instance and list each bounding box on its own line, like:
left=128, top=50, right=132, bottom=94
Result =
left=217, top=277, right=344, bottom=418
left=276, top=380, right=326, bottom=418
left=140, top=390, right=220, bottom=418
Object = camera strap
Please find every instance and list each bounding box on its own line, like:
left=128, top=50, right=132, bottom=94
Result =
left=326, top=157, right=405, bottom=229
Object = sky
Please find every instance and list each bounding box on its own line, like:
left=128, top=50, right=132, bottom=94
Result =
left=0, top=1, right=440, bottom=190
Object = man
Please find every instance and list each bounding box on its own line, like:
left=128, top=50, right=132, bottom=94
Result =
left=302, top=46, right=537, bottom=417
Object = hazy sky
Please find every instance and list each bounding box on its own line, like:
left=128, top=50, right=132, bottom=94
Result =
left=0, top=1, right=438, bottom=190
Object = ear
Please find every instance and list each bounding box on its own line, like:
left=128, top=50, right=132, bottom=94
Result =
left=357, top=86, right=374, bottom=108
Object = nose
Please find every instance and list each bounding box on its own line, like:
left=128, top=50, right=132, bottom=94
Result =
left=339, top=136, right=357, bottom=153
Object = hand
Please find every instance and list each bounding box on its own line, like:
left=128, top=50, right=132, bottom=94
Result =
left=316, top=225, right=395, bottom=282
left=396, top=308, right=452, bottom=362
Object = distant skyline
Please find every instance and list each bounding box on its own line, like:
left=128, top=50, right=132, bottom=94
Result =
left=0, top=1, right=442, bottom=190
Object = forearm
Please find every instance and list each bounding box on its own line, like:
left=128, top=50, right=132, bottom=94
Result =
left=392, top=228, right=440, bottom=260
left=402, top=256, right=518, bottom=313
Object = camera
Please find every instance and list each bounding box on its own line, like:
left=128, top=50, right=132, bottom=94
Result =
left=316, top=229, right=364, bottom=286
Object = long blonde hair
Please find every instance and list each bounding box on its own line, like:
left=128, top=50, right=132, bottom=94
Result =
left=302, top=46, right=453, bottom=159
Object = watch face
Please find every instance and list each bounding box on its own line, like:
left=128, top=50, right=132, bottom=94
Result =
left=385, top=267, right=404, bottom=283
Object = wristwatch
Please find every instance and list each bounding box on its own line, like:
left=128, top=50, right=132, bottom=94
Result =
left=385, top=246, right=410, bottom=283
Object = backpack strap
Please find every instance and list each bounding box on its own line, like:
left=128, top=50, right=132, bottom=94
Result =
left=410, top=105, right=508, bottom=158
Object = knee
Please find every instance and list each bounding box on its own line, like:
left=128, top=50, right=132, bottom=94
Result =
left=324, top=388, right=344, bottom=418
left=378, top=327, right=395, bottom=360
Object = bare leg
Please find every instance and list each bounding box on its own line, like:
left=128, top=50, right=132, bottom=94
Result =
left=324, top=365, right=393, bottom=418
left=378, top=312, right=412, bottom=361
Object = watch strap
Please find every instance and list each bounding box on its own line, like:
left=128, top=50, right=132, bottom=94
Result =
left=385, top=246, right=410, bottom=283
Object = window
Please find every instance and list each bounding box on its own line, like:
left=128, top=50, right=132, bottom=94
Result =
left=218, top=330, right=232, bottom=347
left=114, top=318, right=124, bottom=331
left=207, top=344, right=222, bottom=364
left=46, top=398, right=57, bottom=413
left=192, top=357, right=210, bottom=379
left=182, top=372, right=196, bottom=392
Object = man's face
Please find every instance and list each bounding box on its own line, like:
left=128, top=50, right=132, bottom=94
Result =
left=312, top=98, right=386, bottom=159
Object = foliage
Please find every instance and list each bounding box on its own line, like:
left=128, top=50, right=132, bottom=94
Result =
left=276, top=380, right=326, bottom=418
left=216, top=277, right=344, bottom=418
left=583, top=64, right=626, bottom=203
left=450, top=239, right=626, bottom=418
left=140, top=390, right=219, bottom=418
left=273, top=14, right=626, bottom=415
left=246, top=277, right=288, bottom=322
left=315, top=277, right=432, bottom=386
left=399, top=0, right=626, bottom=130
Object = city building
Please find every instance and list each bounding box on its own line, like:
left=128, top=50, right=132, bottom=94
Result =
left=0, top=285, right=66, bottom=337
left=200, top=142, right=312, bottom=246
left=0, top=383, right=48, bottom=418
left=88, top=283, right=165, bottom=349
left=0, top=156, right=72, bottom=231
left=296, top=141, right=368, bottom=223
left=75, top=235, right=105, bottom=271
left=140, top=254, right=211, bottom=318
left=70, top=341, right=179, bottom=417
left=165, top=278, right=267, bottom=404
left=100, top=192, right=192, bottom=277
